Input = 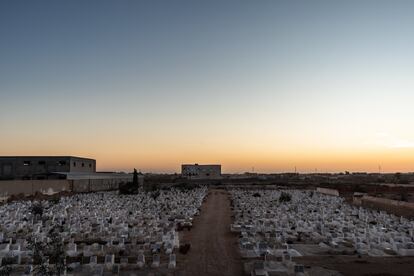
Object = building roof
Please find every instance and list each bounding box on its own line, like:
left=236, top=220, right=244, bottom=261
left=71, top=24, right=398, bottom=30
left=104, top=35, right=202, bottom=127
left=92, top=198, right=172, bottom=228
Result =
left=182, top=164, right=221, bottom=166
left=0, top=156, right=95, bottom=161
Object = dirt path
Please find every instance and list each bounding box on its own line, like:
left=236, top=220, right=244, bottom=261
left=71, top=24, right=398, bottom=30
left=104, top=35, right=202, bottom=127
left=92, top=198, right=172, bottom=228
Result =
left=176, top=189, right=244, bottom=276
left=298, top=255, right=414, bottom=276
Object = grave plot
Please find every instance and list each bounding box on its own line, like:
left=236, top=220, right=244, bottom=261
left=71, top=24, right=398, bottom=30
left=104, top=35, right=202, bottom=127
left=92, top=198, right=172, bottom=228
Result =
left=229, top=189, right=414, bottom=275
left=0, top=187, right=207, bottom=275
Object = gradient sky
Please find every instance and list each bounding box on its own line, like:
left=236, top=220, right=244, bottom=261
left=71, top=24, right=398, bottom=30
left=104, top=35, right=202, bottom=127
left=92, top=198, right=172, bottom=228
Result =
left=1, top=0, right=414, bottom=173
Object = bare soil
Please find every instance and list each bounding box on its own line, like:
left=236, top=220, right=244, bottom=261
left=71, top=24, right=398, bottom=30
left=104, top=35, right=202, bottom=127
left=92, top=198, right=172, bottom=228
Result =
left=297, top=255, right=414, bottom=276
left=176, top=189, right=244, bottom=276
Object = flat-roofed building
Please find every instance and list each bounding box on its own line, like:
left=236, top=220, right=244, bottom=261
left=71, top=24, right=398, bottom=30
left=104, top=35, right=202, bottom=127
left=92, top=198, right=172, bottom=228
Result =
left=181, top=164, right=221, bottom=179
left=0, top=156, right=96, bottom=180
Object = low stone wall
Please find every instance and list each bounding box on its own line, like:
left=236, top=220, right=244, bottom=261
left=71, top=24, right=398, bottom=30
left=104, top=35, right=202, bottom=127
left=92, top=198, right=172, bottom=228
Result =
left=360, top=195, right=414, bottom=218
left=316, top=187, right=340, bottom=196
left=0, top=178, right=131, bottom=199
left=72, top=178, right=129, bottom=193
left=0, top=180, right=70, bottom=197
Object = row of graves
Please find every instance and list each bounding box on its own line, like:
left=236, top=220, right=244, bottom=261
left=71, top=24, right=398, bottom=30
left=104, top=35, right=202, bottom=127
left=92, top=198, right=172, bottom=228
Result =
left=229, top=189, right=414, bottom=276
left=0, top=187, right=207, bottom=275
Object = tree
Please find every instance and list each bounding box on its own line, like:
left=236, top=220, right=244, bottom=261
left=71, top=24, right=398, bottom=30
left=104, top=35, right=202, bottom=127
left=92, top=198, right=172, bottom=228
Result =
left=133, top=168, right=138, bottom=186
left=119, top=168, right=140, bottom=194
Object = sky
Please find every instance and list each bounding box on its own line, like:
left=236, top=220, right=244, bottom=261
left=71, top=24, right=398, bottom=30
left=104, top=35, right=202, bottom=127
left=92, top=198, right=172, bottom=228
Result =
left=1, top=0, right=414, bottom=173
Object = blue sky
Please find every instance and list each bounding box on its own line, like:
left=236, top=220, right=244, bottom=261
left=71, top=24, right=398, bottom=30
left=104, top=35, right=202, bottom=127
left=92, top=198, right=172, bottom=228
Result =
left=1, top=1, right=414, bottom=173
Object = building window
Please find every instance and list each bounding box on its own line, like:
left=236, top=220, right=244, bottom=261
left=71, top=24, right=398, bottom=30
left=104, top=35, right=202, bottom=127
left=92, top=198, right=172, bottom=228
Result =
left=82, top=163, right=85, bottom=167
left=23, top=161, right=31, bottom=166
left=58, top=161, right=66, bottom=166
left=89, top=163, right=92, bottom=168
left=73, top=162, right=76, bottom=167
left=38, top=161, right=46, bottom=165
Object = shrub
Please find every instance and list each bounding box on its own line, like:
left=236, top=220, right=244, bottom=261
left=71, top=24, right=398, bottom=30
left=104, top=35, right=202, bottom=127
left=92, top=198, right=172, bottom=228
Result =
left=353, top=185, right=366, bottom=193
left=279, top=192, right=292, bottom=203
left=179, top=243, right=191, bottom=254
left=150, top=190, right=160, bottom=200
left=0, top=265, right=12, bottom=276
left=28, top=225, right=66, bottom=276
left=31, top=202, right=44, bottom=216
left=49, top=198, right=60, bottom=205
left=400, top=190, right=408, bottom=202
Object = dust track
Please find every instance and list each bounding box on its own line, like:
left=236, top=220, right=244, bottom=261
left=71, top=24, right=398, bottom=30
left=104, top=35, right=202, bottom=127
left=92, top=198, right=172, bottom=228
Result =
left=176, top=189, right=244, bottom=276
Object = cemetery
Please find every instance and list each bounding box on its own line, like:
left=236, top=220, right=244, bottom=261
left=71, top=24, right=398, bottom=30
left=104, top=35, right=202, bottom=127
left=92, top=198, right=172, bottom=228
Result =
left=0, top=187, right=207, bottom=275
left=0, top=185, right=413, bottom=276
left=230, top=189, right=414, bottom=275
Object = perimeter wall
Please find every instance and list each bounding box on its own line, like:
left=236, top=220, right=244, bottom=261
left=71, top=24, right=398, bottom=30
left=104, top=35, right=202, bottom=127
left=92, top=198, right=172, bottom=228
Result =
left=0, top=178, right=131, bottom=199
left=359, top=195, right=414, bottom=218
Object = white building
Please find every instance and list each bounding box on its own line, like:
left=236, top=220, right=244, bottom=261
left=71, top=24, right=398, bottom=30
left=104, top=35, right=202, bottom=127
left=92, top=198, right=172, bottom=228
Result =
left=181, top=164, right=221, bottom=179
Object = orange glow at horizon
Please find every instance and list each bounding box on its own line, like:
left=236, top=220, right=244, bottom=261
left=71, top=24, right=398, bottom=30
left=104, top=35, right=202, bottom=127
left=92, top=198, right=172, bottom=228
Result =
left=2, top=139, right=413, bottom=173
left=2, top=110, right=414, bottom=173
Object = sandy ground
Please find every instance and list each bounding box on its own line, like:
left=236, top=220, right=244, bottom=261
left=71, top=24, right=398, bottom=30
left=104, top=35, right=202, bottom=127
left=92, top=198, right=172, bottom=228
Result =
left=176, top=189, right=244, bottom=276
left=297, top=255, right=414, bottom=276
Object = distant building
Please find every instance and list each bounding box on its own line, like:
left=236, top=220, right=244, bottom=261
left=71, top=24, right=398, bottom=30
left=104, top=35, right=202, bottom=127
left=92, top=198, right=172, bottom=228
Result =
left=181, top=164, right=221, bottom=179
left=0, top=156, right=96, bottom=180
